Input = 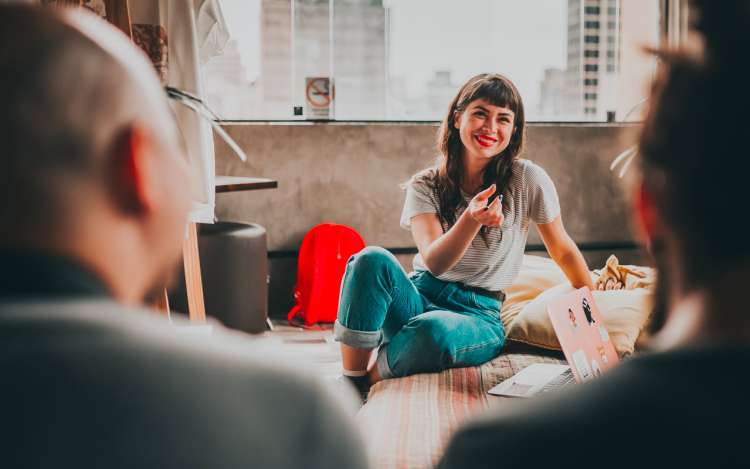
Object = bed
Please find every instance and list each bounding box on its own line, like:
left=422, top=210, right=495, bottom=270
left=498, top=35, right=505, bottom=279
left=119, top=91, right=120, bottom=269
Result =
left=356, top=254, right=655, bottom=469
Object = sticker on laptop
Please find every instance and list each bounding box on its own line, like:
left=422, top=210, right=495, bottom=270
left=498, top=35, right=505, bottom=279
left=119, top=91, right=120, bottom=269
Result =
left=568, top=308, right=579, bottom=330
left=581, top=298, right=596, bottom=326
left=572, top=349, right=593, bottom=381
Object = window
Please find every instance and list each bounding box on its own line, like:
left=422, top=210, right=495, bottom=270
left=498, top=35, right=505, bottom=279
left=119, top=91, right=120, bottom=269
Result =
left=584, top=21, right=600, bottom=29
left=203, top=0, right=661, bottom=122
left=584, top=93, right=597, bottom=100
left=584, top=78, right=598, bottom=86
left=584, top=64, right=598, bottom=72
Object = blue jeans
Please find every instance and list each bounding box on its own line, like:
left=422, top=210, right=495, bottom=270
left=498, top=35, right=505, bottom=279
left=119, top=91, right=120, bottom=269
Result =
left=334, top=246, right=505, bottom=379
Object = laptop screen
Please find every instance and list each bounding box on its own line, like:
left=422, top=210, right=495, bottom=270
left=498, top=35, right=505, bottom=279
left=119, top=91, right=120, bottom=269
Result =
left=547, top=287, right=619, bottom=382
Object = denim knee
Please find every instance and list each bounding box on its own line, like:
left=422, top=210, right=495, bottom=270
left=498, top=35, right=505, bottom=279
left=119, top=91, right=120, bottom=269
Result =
left=335, top=246, right=403, bottom=348
left=347, top=246, right=399, bottom=277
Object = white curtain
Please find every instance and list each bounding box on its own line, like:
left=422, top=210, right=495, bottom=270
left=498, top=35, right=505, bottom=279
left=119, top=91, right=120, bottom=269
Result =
left=130, top=0, right=229, bottom=224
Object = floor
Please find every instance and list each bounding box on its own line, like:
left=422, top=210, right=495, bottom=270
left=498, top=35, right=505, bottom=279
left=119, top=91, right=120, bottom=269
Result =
left=251, top=319, right=343, bottom=380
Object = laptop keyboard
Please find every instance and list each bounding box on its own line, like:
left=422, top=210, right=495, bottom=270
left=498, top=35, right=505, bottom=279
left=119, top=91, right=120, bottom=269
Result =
left=538, top=369, right=575, bottom=394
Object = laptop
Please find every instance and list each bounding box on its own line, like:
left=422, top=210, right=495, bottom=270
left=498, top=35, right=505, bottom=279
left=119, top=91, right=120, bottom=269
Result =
left=488, top=287, right=619, bottom=398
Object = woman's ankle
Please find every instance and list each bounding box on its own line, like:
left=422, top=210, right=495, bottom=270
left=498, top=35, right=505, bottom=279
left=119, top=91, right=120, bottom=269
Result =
left=368, top=366, right=382, bottom=385
left=341, top=343, right=373, bottom=371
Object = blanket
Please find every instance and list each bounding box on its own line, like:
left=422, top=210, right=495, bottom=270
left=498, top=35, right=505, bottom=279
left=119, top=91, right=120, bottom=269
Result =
left=357, top=344, right=565, bottom=469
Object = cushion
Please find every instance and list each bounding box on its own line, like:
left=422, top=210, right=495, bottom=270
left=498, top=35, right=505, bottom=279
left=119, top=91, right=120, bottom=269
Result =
left=506, top=282, right=653, bottom=356
left=500, top=255, right=569, bottom=328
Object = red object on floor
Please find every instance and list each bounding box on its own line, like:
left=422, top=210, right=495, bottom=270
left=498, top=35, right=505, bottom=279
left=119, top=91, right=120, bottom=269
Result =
left=287, top=223, right=366, bottom=326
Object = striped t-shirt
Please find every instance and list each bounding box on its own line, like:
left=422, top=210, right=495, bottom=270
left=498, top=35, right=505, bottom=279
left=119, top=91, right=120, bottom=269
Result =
left=400, top=158, right=560, bottom=291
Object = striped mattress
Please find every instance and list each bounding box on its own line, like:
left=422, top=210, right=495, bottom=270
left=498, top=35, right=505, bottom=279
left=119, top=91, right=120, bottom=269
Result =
left=357, top=343, right=565, bottom=469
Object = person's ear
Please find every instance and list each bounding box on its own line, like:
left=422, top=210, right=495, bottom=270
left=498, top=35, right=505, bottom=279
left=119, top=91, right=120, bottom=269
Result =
left=453, top=110, right=461, bottom=130
left=633, top=181, right=661, bottom=250
left=108, top=123, right=158, bottom=217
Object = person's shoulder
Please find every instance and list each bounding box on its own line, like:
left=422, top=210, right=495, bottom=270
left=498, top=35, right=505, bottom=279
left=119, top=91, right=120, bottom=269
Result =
left=408, top=166, right=438, bottom=186
left=514, top=158, right=549, bottom=180
left=440, top=362, right=657, bottom=468
left=444, top=351, right=712, bottom=448
left=0, top=299, right=336, bottom=399
left=0, top=299, right=365, bottom=468
left=404, top=166, right=439, bottom=199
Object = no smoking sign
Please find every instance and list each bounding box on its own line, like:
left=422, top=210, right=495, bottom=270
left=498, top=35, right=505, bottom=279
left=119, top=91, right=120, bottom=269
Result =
left=305, top=77, right=334, bottom=119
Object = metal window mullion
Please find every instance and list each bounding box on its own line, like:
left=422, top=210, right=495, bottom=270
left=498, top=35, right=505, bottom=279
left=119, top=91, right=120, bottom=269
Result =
left=329, top=0, right=335, bottom=119
left=290, top=0, right=297, bottom=119
left=384, top=5, right=390, bottom=120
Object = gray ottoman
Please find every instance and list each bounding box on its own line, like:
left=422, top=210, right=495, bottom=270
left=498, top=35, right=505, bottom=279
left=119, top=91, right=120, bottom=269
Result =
left=194, top=221, right=269, bottom=334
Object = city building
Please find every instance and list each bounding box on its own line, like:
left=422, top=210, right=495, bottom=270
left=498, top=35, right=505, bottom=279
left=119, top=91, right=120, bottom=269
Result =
left=561, top=0, right=658, bottom=121
left=538, top=68, right=565, bottom=119
left=203, top=39, right=260, bottom=119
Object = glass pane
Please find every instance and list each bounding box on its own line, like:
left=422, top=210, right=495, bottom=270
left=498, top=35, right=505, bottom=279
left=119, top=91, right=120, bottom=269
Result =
left=332, top=0, right=387, bottom=120
left=385, top=0, right=659, bottom=122
left=612, top=0, right=661, bottom=121
left=293, top=0, right=333, bottom=118
left=204, top=0, right=660, bottom=122
left=204, top=0, right=293, bottom=119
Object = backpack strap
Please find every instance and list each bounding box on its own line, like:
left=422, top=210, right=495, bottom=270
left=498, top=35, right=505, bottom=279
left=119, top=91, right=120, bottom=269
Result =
left=287, top=288, right=303, bottom=322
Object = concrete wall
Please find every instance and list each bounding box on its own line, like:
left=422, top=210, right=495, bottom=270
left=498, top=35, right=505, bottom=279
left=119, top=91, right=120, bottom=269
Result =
left=213, top=123, right=646, bottom=317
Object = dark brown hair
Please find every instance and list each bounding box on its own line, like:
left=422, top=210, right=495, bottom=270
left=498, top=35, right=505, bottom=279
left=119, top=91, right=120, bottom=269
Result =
left=639, top=0, right=750, bottom=294
left=431, top=73, right=526, bottom=238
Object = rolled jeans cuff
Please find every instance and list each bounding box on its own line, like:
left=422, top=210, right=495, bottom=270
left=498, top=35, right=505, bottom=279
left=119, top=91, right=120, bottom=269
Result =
left=375, top=345, right=394, bottom=379
left=333, top=320, right=383, bottom=349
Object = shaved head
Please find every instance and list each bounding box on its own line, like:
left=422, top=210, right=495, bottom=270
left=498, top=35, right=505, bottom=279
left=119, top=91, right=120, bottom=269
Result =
left=0, top=4, right=190, bottom=303
left=0, top=5, right=178, bottom=227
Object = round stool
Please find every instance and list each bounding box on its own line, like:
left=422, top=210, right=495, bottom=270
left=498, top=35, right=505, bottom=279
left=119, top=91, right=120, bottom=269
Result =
left=196, top=221, right=269, bottom=334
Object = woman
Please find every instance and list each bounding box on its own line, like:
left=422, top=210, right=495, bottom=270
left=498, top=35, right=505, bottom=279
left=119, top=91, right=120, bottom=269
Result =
left=334, top=73, right=593, bottom=394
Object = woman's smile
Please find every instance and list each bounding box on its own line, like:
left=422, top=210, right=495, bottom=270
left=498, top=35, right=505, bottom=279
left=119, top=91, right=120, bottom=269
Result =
left=474, top=133, right=498, bottom=148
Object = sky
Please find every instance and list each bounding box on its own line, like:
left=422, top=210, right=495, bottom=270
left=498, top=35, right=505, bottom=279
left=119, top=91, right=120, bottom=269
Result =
left=385, top=0, right=567, bottom=111
left=220, top=0, right=262, bottom=81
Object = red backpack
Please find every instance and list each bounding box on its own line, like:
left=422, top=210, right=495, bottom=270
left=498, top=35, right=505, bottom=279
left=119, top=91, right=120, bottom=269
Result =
left=287, top=223, right=366, bottom=327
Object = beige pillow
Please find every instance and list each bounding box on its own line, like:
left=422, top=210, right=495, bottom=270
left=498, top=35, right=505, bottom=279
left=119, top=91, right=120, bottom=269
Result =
left=500, top=255, right=602, bottom=328
left=500, top=255, right=569, bottom=328
left=506, top=283, right=653, bottom=356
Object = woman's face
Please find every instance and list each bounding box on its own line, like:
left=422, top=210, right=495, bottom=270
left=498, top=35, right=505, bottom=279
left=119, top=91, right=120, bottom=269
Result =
left=454, top=99, right=516, bottom=162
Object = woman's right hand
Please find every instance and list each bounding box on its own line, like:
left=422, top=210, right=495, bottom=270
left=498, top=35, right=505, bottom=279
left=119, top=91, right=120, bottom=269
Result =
left=467, top=184, right=504, bottom=228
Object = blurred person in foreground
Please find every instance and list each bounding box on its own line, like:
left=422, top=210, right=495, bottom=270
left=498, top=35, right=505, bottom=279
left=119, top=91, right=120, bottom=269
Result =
left=438, top=1, right=750, bottom=468
left=0, top=4, right=367, bottom=469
